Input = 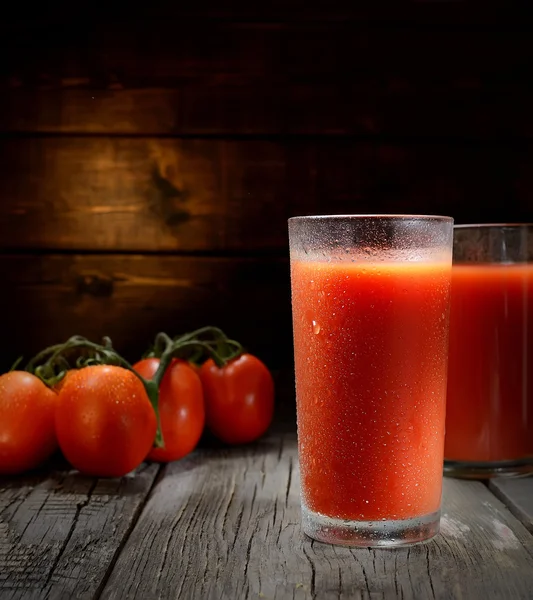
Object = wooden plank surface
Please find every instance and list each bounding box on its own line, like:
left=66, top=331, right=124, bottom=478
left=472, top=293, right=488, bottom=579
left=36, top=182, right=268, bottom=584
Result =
left=0, top=138, right=531, bottom=253
left=0, top=138, right=314, bottom=252
left=100, top=432, right=533, bottom=600
left=2, top=80, right=533, bottom=138
left=1, top=20, right=533, bottom=139
left=490, top=478, right=533, bottom=534
left=0, top=254, right=292, bottom=372
left=0, top=463, right=159, bottom=600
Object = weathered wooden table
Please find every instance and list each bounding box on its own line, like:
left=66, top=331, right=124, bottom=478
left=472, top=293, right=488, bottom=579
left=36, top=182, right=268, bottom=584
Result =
left=1, top=429, right=533, bottom=600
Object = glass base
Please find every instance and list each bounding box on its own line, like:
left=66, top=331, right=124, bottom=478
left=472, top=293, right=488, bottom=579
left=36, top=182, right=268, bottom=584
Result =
left=301, top=505, right=440, bottom=548
left=444, top=458, right=533, bottom=479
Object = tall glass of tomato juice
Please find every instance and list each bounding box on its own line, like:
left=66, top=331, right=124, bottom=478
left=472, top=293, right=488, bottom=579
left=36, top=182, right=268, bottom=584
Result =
left=445, top=224, right=533, bottom=478
left=288, top=215, right=454, bottom=547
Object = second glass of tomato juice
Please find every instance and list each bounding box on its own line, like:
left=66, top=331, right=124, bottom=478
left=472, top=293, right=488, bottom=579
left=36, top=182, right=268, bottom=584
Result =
left=444, top=224, right=533, bottom=477
left=289, top=215, right=454, bottom=547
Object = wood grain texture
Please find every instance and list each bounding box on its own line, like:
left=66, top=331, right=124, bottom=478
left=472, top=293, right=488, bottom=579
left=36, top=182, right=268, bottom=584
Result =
left=0, top=463, right=159, bottom=600
left=0, top=138, right=314, bottom=252
left=100, top=433, right=533, bottom=600
left=490, top=478, right=533, bottom=533
left=0, top=137, right=531, bottom=253
left=2, top=80, right=533, bottom=138
left=0, top=254, right=291, bottom=372
left=2, top=18, right=533, bottom=138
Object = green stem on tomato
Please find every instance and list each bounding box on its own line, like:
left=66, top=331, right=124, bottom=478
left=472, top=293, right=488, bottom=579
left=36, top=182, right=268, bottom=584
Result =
left=24, top=335, right=167, bottom=448
left=153, top=332, right=173, bottom=358
left=22, top=327, right=247, bottom=451
left=167, top=326, right=245, bottom=365
left=153, top=333, right=230, bottom=368
left=142, top=379, right=164, bottom=448
left=10, top=356, right=24, bottom=372
left=179, top=340, right=229, bottom=367
left=222, top=339, right=245, bottom=361
left=24, top=339, right=80, bottom=373
left=173, top=326, right=228, bottom=344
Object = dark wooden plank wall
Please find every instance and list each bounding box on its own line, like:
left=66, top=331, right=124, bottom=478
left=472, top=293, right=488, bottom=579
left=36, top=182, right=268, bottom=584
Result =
left=1, top=2, right=532, bottom=373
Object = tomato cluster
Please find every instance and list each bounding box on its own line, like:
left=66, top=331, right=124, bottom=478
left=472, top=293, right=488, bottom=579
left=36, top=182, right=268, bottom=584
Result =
left=0, top=329, right=274, bottom=477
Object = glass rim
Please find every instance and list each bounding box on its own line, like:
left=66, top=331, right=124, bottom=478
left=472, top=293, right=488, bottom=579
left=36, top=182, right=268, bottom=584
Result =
left=288, top=214, right=453, bottom=223
left=454, top=222, right=533, bottom=229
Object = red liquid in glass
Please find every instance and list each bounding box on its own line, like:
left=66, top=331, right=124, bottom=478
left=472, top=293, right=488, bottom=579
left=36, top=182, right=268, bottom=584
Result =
left=445, top=264, right=533, bottom=462
left=291, top=260, right=451, bottom=521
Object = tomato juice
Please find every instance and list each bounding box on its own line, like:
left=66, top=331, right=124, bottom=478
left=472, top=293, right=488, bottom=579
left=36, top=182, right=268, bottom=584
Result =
left=291, top=259, right=451, bottom=522
left=445, top=263, right=533, bottom=463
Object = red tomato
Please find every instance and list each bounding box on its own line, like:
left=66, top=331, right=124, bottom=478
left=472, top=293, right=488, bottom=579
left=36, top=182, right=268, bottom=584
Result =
left=55, top=365, right=156, bottom=477
left=0, top=371, right=58, bottom=475
left=134, top=358, right=205, bottom=462
left=200, top=354, right=274, bottom=445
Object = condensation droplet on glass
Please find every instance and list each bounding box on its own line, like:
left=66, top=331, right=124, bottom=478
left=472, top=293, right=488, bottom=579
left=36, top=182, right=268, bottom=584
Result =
left=312, top=320, right=321, bottom=334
